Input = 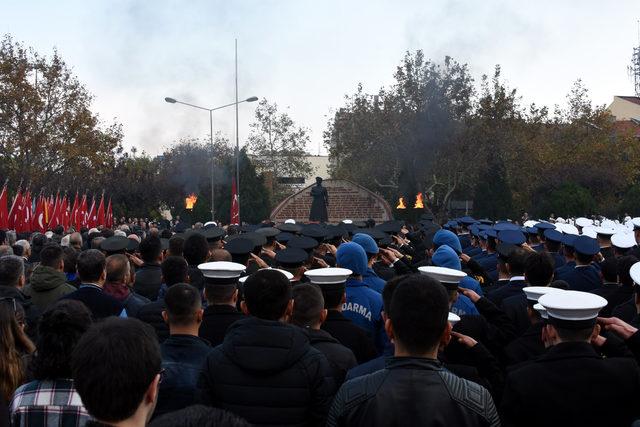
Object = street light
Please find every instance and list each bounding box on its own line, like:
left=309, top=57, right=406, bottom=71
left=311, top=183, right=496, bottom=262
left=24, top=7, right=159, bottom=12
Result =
left=164, top=95, right=258, bottom=221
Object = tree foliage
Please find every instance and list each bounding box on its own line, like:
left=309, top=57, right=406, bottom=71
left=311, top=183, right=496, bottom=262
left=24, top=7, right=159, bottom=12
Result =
left=247, top=99, right=313, bottom=203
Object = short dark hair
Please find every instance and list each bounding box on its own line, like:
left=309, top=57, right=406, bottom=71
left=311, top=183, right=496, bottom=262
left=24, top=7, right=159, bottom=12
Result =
left=389, top=275, right=449, bottom=354
left=148, top=405, right=250, bottom=427
left=53, top=225, right=64, bottom=236
left=11, top=244, right=23, bottom=257
left=164, top=284, right=202, bottom=326
left=320, top=286, right=345, bottom=310
left=555, top=326, right=594, bottom=343
left=600, top=257, right=619, bottom=283
left=63, top=247, right=78, bottom=274
left=524, top=252, right=554, bottom=286
left=507, top=248, right=529, bottom=276
left=31, top=300, right=92, bottom=379
left=71, top=318, right=161, bottom=423
left=168, top=236, right=185, bottom=257
left=40, top=243, right=64, bottom=268
left=0, top=255, right=24, bottom=287
left=77, top=249, right=106, bottom=283
left=618, top=255, right=639, bottom=287
left=204, top=284, right=237, bottom=305
left=139, top=236, right=162, bottom=263
left=243, top=269, right=292, bottom=320
left=183, top=234, right=209, bottom=266
left=291, top=284, right=324, bottom=327
left=544, top=239, right=561, bottom=253
left=106, top=254, right=130, bottom=283
left=576, top=252, right=594, bottom=265
left=161, top=256, right=189, bottom=287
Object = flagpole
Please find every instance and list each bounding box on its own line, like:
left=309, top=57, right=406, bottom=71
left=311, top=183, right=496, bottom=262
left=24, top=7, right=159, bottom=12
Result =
left=235, top=38, right=241, bottom=223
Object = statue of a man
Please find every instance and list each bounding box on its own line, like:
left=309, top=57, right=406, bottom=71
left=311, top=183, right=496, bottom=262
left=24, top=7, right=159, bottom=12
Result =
left=309, top=177, right=329, bottom=223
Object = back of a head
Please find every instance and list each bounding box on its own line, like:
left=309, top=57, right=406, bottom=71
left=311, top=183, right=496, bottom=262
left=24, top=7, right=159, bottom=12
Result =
left=508, top=247, right=529, bottom=276
left=0, top=245, right=14, bottom=257
left=11, top=244, right=23, bottom=257
left=32, top=300, right=92, bottom=380
left=91, top=237, right=106, bottom=250
left=106, top=254, right=130, bottom=283
left=210, top=249, right=232, bottom=262
left=382, top=275, right=407, bottom=312
left=77, top=249, right=106, bottom=283
left=243, top=269, right=292, bottom=320
left=148, top=405, right=250, bottom=427
left=69, top=232, right=82, bottom=246
left=161, top=256, right=189, bottom=287
left=183, top=233, right=209, bottom=265
left=39, top=243, right=64, bottom=269
left=139, top=236, right=162, bottom=264
left=524, top=251, right=554, bottom=286
left=0, top=255, right=24, bottom=287
left=600, top=256, right=619, bottom=283
left=618, top=255, right=639, bottom=287
left=168, top=236, right=185, bottom=257
left=164, top=284, right=202, bottom=326
left=63, top=247, right=78, bottom=274
left=389, top=275, right=449, bottom=354
left=71, top=317, right=161, bottom=424
left=291, top=284, right=324, bottom=328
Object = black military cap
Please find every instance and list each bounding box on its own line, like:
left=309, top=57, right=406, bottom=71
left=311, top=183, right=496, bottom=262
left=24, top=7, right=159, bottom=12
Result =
left=353, top=221, right=367, bottom=228
left=420, top=213, right=435, bottom=221
left=100, top=236, right=129, bottom=254
left=239, top=224, right=259, bottom=233
left=288, top=236, right=320, bottom=252
left=274, top=232, right=292, bottom=244
left=377, top=221, right=403, bottom=234
left=275, top=248, right=309, bottom=268
left=276, top=223, right=302, bottom=233
left=225, top=238, right=255, bottom=256
left=359, top=228, right=388, bottom=243
left=301, top=225, right=328, bottom=242
left=228, top=232, right=266, bottom=248
left=202, top=227, right=225, bottom=242
left=126, top=238, right=139, bottom=253
left=255, top=227, right=281, bottom=238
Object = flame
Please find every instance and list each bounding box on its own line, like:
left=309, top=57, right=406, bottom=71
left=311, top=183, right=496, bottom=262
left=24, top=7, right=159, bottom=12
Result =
left=414, top=193, right=424, bottom=209
left=185, top=193, right=198, bottom=210
left=396, top=197, right=407, bottom=209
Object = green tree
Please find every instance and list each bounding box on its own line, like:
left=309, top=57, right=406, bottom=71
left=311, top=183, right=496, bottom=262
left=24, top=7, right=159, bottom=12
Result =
left=247, top=99, right=313, bottom=203
left=536, top=182, right=596, bottom=218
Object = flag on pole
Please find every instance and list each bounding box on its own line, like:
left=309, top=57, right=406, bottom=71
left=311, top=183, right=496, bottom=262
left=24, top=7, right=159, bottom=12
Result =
left=87, top=196, right=97, bottom=229
left=70, top=192, right=79, bottom=230
left=48, top=191, right=61, bottom=229
left=106, top=197, right=113, bottom=229
left=80, top=193, right=88, bottom=229
left=0, top=181, right=8, bottom=230
left=61, top=194, right=70, bottom=231
left=18, top=190, right=32, bottom=233
left=8, top=188, right=23, bottom=230
left=230, top=177, right=240, bottom=225
left=33, top=193, right=46, bottom=233
left=97, top=192, right=105, bottom=227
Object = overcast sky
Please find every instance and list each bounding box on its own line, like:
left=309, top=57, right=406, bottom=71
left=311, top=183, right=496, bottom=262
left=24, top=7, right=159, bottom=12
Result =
left=3, top=0, right=639, bottom=156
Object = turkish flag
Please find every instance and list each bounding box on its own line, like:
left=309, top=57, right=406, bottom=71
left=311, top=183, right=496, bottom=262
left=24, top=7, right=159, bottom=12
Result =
left=79, top=193, right=88, bottom=229
left=32, top=195, right=46, bottom=233
left=230, top=177, right=240, bottom=225
left=97, top=193, right=105, bottom=227
left=48, top=192, right=61, bottom=229
left=87, top=197, right=97, bottom=229
left=70, top=192, right=79, bottom=230
left=0, top=183, right=8, bottom=230
left=8, top=189, right=23, bottom=231
left=18, top=191, right=32, bottom=233
left=61, top=195, right=70, bottom=231
left=106, top=197, right=113, bottom=228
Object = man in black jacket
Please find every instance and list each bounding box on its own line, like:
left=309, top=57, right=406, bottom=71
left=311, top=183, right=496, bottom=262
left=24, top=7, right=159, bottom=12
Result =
left=290, top=284, right=356, bottom=386
left=328, top=274, right=500, bottom=427
left=197, top=269, right=335, bottom=426
left=136, top=256, right=189, bottom=342
left=198, top=262, right=245, bottom=347
left=133, top=236, right=163, bottom=300
left=501, top=290, right=640, bottom=427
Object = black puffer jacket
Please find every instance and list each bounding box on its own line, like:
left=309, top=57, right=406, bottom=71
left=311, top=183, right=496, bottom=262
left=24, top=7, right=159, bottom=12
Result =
left=197, top=316, right=335, bottom=426
left=136, top=300, right=169, bottom=342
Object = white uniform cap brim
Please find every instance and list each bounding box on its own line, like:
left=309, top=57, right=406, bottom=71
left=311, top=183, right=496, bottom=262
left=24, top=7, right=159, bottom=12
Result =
left=448, top=312, right=460, bottom=325
left=522, top=286, right=564, bottom=302
left=538, top=291, right=607, bottom=321
left=418, top=266, right=467, bottom=283
left=198, top=261, right=246, bottom=279
left=581, top=227, right=597, bottom=238
left=575, top=217, right=593, bottom=228
left=630, top=262, right=640, bottom=286
left=239, top=268, right=295, bottom=283
left=284, top=219, right=296, bottom=224
left=611, top=233, right=636, bottom=249
left=593, top=226, right=617, bottom=236
left=342, top=219, right=353, bottom=224
left=533, top=303, right=548, bottom=319
left=304, top=267, right=353, bottom=284
left=523, top=220, right=539, bottom=228
left=204, top=221, right=217, bottom=227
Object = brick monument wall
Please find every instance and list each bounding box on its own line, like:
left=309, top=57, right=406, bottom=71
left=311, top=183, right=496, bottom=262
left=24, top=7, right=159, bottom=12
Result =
left=270, top=179, right=393, bottom=223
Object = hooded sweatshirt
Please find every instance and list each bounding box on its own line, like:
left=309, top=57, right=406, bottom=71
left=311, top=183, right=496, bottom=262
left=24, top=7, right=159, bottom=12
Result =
left=23, top=265, right=76, bottom=311
left=431, top=245, right=481, bottom=316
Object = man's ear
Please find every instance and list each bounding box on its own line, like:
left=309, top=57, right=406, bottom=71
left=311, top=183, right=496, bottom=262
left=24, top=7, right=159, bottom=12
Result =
left=440, top=321, right=452, bottom=347
left=240, top=301, right=250, bottom=316
left=340, top=293, right=347, bottom=306
left=146, top=373, right=161, bottom=406
left=196, top=308, right=204, bottom=324
left=319, top=309, right=328, bottom=325
left=284, top=299, right=294, bottom=319
left=57, top=258, right=65, bottom=272
left=18, top=274, right=25, bottom=289
left=590, top=324, right=601, bottom=342
left=384, top=317, right=395, bottom=342
left=381, top=311, right=388, bottom=322
left=161, top=311, right=169, bottom=325
left=232, top=289, right=239, bottom=304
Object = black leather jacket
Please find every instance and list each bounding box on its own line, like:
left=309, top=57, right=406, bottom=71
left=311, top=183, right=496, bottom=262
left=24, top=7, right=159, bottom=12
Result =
left=327, top=356, right=500, bottom=427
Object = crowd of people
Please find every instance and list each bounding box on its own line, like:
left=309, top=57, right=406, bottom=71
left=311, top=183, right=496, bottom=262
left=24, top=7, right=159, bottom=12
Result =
left=1, top=213, right=640, bottom=426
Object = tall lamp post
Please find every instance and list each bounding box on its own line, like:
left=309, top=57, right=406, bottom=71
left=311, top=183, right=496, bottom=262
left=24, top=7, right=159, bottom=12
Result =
left=164, top=96, right=258, bottom=221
